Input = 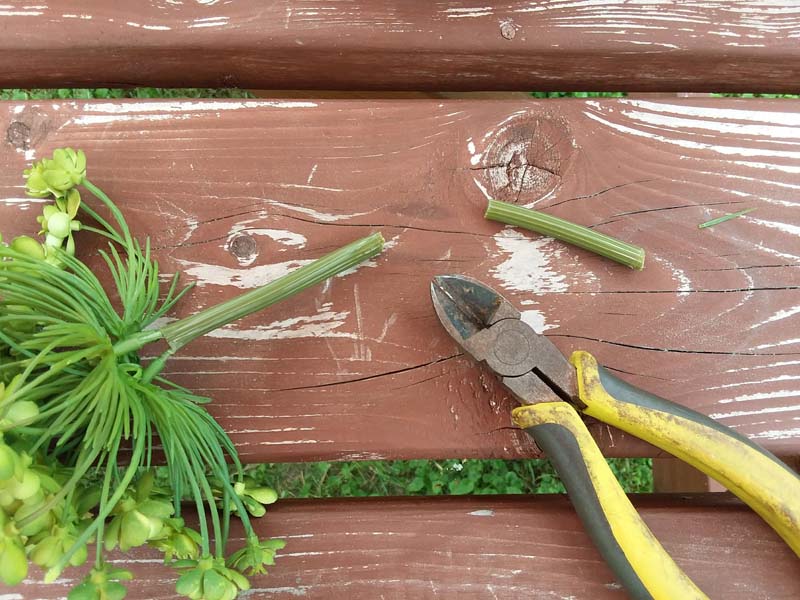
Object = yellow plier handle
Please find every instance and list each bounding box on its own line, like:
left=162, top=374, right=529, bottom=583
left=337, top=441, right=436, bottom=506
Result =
left=570, top=350, right=800, bottom=557
left=514, top=401, right=707, bottom=600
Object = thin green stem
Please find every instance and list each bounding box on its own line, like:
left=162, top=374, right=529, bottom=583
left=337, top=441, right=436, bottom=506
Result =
left=485, top=199, right=646, bottom=270
left=82, top=179, right=134, bottom=250
left=80, top=225, right=122, bottom=243
left=160, top=232, right=384, bottom=351
left=112, top=329, right=164, bottom=357
left=95, top=451, right=117, bottom=569
left=698, top=207, right=755, bottom=229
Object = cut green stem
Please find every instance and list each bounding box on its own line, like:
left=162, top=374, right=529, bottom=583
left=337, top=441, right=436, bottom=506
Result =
left=160, top=232, right=385, bottom=352
left=698, top=208, right=755, bottom=229
left=485, top=199, right=645, bottom=270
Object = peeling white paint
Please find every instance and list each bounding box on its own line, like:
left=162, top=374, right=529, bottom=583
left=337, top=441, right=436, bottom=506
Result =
left=710, top=404, right=800, bottom=420
left=273, top=182, right=344, bottom=193
left=189, top=16, right=230, bottom=28
left=750, top=217, right=800, bottom=236
left=225, top=226, right=307, bottom=266
left=0, top=197, right=46, bottom=205
left=241, top=585, right=309, bottom=597
left=520, top=309, right=557, bottom=333
left=750, top=305, right=800, bottom=330
left=126, top=21, right=172, bottom=30
left=717, top=389, right=800, bottom=405
left=266, top=199, right=372, bottom=223
left=472, top=177, right=494, bottom=201
left=706, top=374, right=800, bottom=391
left=623, top=100, right=800, bottom=126
left=176, top=256, right=313, bottom=288
left=755, top=337, right=800, bottom=350
left=206, top=306, right=354, bottom=341
left=584, top=108, right=800, bottom=160
left=751, top=427, right=800, bottom=441
left=0, top=10, right=42, bottom=16
left=621, top=108, right=800, bottom=140
left=306, top=163, right=318, bottom=184
left=80, top=100, right=317, bottom=114
left=71, top=113, right=191, bottom=126
left=445, top=6, right=494, bottom=18
left=725, top=360, right=800, bottom=374
left=490, top=228, right=567, bottom=294
left=467, top=139, right=484, bottom=166
left=652, top=256, right=692, bottom=298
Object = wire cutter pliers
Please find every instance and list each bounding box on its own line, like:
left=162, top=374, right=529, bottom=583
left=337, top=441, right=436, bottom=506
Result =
left=430, top=274, right=800, bottom=600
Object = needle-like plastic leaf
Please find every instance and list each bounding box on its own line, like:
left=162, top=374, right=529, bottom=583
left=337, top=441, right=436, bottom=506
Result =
left=698, top=208, right=755, bottom=229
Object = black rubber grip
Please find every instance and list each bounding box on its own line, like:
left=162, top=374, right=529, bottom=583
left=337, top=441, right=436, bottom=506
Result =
left=528, top=423, right=653, bottom=600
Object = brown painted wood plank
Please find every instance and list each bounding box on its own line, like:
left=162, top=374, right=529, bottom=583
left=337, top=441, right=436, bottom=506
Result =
left=1, top=98, right=799, bottom=461
left=14, top=494, right=800, bottom=599
left=1, top=1, right=800, bottom=92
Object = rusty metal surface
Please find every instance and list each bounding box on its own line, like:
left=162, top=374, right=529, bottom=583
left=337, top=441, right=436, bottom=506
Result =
left=431, top=274, right=577, bottom=404
left=15, top=494, right=800, bottom=599
left=0, top=1, right=799, bottom=91
left=1, top=97, right=799, bottom=462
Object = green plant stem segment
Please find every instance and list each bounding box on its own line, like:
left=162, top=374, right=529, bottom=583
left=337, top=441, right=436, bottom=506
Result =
left=484, top=199, right=645, bottom=270
left=160, top=232, right=385, bottom=352
left=698, top=208, right=755, bottom=229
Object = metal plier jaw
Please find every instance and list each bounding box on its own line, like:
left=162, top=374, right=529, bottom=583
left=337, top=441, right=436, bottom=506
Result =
left=430, top=274, right=577, bottom=407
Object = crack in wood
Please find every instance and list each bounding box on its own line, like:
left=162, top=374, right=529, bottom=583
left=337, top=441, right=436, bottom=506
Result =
left=272, top=211, right=495, bottom=239
left=587, top=200, right=749, bottom=229
left=550, top=286, right=800, bottom=295
left=546, top=179, right=658, bottom=209
left=265, top=353, right=463, bottom=393
left=552, top=334, right=799, bottom=357
left=690, top=264, right=800, bottom=272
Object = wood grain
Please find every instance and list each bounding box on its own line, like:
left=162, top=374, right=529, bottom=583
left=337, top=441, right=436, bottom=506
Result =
left=14, top=494, right=800, bottom=599
left=1, top=1, right=800, bottom=92
left=1, top=98, right=799, bottom=461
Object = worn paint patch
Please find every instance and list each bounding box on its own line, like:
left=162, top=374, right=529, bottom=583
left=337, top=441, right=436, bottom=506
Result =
left=267, top=199, right=372, bottom=222
left=519, top=309, right=557, bottom=333
left=175, top=257, right=314, bottom=289
left=206, top=304, right=353, bottom=341
left=751, top=427, right=800, bottom=441
left=490, top=228, right=567, bottom=294
left=750, top=305, right=800, bottom=330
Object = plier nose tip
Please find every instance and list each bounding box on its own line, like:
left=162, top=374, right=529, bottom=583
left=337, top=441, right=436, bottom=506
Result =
left=430, top=274, right=518, bottom=341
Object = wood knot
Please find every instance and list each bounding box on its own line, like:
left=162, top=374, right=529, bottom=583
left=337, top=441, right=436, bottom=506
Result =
left=475, top=112, right=576, bottom=204
left=228, top=233, right=258, bottom=264
left=6, top=121, right=31, bottom=150
left=500, top=21, right=516, bottom=40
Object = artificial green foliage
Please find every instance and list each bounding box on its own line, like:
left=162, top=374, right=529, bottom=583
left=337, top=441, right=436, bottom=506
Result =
left=0, top=148, right=382, bottom=598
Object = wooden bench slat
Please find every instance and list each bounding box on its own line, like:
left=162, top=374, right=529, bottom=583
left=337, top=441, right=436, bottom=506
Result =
left=2, top=98, right=799, bottom=462
left=18, top=494, right=800, bottom=599
left=2, top=1, right=800, bottom=92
